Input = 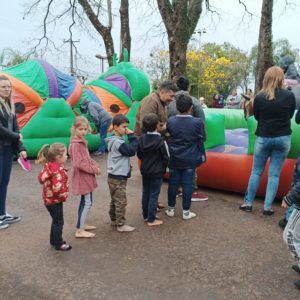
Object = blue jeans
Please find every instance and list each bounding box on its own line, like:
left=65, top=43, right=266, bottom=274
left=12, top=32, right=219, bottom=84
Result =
left=0, top=146, right=13, bottom=215
left=245, top=135, right=291, bottom=210
left=142, top=176, right=163, bottom=222
left=168, top=168, right=195, bottom=211
left=76, top=193, right=93, bottom=229
left=98, top=119, right=112, bottom=153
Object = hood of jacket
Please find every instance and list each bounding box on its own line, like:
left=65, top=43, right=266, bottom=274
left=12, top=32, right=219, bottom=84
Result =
left=279, top=55, right=295, bottom=70
left=40, top=162, right=63, bottom=183
left=138, top=133, right=163, bottom=153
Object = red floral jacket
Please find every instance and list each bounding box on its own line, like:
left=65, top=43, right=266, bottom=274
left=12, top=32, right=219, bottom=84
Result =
left=38, top=162, right=69, bottom=206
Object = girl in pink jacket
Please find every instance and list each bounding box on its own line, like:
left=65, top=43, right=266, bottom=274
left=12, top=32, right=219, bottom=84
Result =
left=69, top=116, right=101, bottom=238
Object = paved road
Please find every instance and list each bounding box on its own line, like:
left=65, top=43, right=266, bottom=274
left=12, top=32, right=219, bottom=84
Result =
left=1, top=155, right=299, bottom=299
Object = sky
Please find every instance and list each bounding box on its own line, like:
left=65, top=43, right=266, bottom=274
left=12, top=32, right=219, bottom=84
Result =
left=0, top=0, right=299, bottom=79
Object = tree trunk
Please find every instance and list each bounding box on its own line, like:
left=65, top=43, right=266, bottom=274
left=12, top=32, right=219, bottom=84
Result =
left=157, top=0, right=203, bottom=79
left=119, top=0, right=131, bottom=61
left=255, top=0, right=273, bottom=92
left=78, top=0, right=115, bottom=66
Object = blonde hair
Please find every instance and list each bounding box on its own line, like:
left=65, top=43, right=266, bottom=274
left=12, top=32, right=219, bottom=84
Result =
left=0, top=75, right=15, bottom=115
left=259, top=66, right=285, bottom=100
left=36, top=143, right=67, bottom=164
left=71, top=116, right=91, bottom=137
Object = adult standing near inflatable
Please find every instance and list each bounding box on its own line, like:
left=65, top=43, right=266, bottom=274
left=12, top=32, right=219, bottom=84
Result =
left=240, top=66, right=296, bottom=215
left=0, top=75, right=27, bottom=229
left=134, top=80, right=177, bottom=209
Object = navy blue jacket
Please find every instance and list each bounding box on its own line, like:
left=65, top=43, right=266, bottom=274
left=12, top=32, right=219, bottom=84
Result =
left=166, top=115, right=206, bottom=169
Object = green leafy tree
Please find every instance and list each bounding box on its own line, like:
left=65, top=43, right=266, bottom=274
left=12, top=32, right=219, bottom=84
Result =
left=0, top=49, right=28, bottom=69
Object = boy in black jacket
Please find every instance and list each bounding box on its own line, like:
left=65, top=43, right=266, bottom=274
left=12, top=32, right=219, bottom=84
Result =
left=137, top=113, right=169, bottom=226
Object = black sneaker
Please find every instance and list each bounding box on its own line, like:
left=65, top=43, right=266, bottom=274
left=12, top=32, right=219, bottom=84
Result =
left=292, top=264, right=300, bottom=274
left=294, top=279, right=300, bottom=290
left=278, top=218, right=288, bottom=230
left=263, top=210, right=274, bottom=216
left=239, top=204, right=252, bottom=212
left=1, top=214, right=21, bottom=224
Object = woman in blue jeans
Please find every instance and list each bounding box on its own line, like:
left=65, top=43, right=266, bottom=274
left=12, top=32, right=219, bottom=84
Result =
left=240, top=66, right=296, bottom=215
left=0, top=75, right=27, bottom=229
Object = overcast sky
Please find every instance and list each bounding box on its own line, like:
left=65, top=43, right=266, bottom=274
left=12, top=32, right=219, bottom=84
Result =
left=0, top=1, right=299, bottom=78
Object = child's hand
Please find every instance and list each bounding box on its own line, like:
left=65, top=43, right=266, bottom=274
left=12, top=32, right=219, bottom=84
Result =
left=281, top=200, right=288, bottom=209
left=96, top=168, right=101, bottom=175
left=126, top=128, right=133, bottom=135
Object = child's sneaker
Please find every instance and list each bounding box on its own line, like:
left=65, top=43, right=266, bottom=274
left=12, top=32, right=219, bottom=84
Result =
left=0, top=220, right=9, bottom=229
left=182, top=210, right=197, bottom=220
left=117, top=224, right=135, bottom=232
left=165, top=208, right=175, bottom=217
left=17, top=157, right=31, bottom=171
left=56, top=244, right=72, bottom=251
left=1, top=213, right=21, bottom=224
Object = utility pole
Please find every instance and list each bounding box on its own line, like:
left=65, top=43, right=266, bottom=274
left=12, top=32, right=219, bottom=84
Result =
left=95, top=54, right=107, bottom=73
left=63, top=37, right=80, bottom=76
left=194, top=28, right=207, bottom=98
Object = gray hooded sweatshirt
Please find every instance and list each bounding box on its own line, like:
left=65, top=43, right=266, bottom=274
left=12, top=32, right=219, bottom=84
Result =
left=106, top=134, right=138, bottom=179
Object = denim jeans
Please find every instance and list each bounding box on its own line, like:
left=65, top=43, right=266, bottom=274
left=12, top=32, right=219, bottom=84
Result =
left=168, top=168, right=195, bottom=211
left=142, top=176, right=163, bottom=222
left=46, top=202, right=64, bottom=249
left=245, top=135, right=291, bottom=210
left=0, top=146, right=13, bottom=215
left=98, top=119, right=112, bottom=153
left=76, top=192, right=93, bottom=229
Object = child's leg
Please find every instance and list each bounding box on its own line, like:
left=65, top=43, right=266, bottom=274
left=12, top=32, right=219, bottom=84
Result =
left=142, top=176, right=151, bottom=220
left=46, top=203, right=64, bottom=249
left=283, top=210, right=300, bottom=267
left=108, top=178, right=117, bottom=222
left=147, top=177, right=163, bottom=223
left=76, top=193, right=93, bottom=229
left=181, top=169, right=195, bottom=211
left=112, top=179, right=127, bottom=226
left=167, top=169, right=181, bottom=209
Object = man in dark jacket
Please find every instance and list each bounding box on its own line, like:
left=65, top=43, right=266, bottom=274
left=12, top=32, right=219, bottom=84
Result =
left=80, top=99, right=112, bottom=155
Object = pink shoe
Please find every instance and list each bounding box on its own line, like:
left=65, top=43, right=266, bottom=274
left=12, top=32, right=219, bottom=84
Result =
left=191, top=192, right=208, bottom=202
left=17, top=157, right=31, bottom=172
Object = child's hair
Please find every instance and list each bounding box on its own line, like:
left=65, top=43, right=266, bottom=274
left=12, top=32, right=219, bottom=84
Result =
left=142, top=113, right=159, bottom=132
left=176, top=94, right=193, bottom=113
left=112, top=114, right=129, bottom=126
left=71, top=116, right=91, bottom=136
left=110, top=104, right=120, bottom=114
left=36, top=143, right=66, bottom=164
left=176, top=76, right=190, bottom=91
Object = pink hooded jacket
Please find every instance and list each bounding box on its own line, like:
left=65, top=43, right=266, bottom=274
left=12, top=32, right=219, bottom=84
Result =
left=68, top=137, right=99, bottom=195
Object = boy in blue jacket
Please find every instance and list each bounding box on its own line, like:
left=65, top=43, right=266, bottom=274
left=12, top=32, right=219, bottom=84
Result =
left=165, top=94, right=206, bottom=220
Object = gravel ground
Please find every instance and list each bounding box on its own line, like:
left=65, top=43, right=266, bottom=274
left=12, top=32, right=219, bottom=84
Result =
left=1, top=155, right=299, bottom=300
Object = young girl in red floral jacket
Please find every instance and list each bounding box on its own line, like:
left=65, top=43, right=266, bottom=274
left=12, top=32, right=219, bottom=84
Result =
left=37, top=143, right=71, bottom=251
left=69, top=116, right=101, bottom=238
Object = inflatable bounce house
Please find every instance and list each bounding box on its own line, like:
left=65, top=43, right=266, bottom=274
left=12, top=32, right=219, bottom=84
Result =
left=0, top=49, right=150, bottom=157
left=198, top=108, right=300, bottom=198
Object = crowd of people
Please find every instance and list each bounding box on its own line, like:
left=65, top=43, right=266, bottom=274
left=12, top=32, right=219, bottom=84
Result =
left=0, top=68, right=300, bottom=289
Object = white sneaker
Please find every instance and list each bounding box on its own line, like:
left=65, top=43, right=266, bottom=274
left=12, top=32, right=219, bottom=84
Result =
left=117, top=224, right=135, bottom=232
left=183, top=211, right=197, bottom=220
left=0, top=220, right=9, bottom=229
left=165, top=208, right=175, bottom=217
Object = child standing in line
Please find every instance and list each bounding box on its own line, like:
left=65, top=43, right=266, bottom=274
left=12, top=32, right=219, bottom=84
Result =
left=165, top=94, right=206, bottom=220
left=106, top=114, right=138, bottom=232
left=137, top=113, right=169, bottom=226
left=37, top=143, right=71, bottom=251
left=69, top=116, right=101, bottom=238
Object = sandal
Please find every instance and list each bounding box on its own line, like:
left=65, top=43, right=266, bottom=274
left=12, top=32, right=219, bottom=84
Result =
left=56, top=244, right=72, bottom=251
